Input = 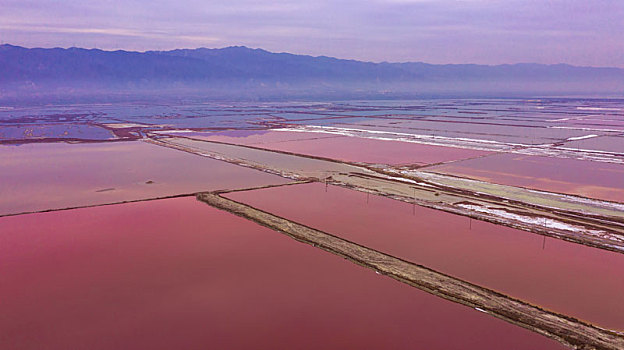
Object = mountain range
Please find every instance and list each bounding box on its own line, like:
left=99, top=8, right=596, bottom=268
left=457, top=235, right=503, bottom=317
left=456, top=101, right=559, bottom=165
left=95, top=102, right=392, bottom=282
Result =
left=1, top=44, right=623, bottom=102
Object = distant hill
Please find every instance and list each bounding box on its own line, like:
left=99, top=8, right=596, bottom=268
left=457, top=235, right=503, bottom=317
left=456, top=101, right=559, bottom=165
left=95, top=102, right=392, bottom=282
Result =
left=1, top=44, right=623, bottom=102
left=151, top=46, right=415, bottom=82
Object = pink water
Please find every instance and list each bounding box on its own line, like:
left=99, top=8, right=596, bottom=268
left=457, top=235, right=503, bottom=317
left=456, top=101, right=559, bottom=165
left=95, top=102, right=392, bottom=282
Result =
left=0, top=141, right=290, bottom=215
left=426, top=153, right=624, bottom=202
left=226, top=183, right=624, bottom=330
left=187, top=130, right=492, bottom=165
left=0, top=197, right=563, bottom=349
left=182, top=130, right=340, bottom=145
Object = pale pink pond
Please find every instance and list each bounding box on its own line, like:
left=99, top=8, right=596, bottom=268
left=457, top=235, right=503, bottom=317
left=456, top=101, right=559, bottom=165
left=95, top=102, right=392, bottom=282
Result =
left=179, top=130, right=341, bottom=145
left=186, top=130, right=492, bottom=165
left=226, top=183, right=624, bottom=330
left=0, top=197, right=563, bottom=350
left=561, top=117, right=624, bottom=131
left=425, top=153, right=624, bottom=203
left=0, top=141, right=290, bottom=216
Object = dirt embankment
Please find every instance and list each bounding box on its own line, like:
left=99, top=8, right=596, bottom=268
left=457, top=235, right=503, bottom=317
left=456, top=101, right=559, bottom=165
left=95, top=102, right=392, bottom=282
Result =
left=197, top=192, right=624, bottom=350
left=148, top=136, right=624, bottom=254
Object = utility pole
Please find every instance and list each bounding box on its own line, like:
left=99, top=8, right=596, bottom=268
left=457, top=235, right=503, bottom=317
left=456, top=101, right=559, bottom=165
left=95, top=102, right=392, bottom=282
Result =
left=412, top=188, right=416, bottom=215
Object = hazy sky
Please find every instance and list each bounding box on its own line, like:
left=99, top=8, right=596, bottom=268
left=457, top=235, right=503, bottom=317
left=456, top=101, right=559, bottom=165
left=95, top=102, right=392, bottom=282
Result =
left=2, top=0, right=623, bottom=67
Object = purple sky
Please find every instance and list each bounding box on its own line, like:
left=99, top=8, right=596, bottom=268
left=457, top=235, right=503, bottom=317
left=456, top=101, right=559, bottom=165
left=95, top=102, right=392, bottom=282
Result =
left=2, top=0, right=623, bottom=67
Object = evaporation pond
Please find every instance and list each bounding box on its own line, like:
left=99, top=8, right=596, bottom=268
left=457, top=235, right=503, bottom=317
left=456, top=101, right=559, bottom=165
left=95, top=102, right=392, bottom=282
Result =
left=0, top=197, right=563, bottom=350
left=0, top=124, right=114, bottom=141
left=424, top=153, right=624, bottom=202
left=225, top=182, right=624, bottom=330
left=0, top=141, right=290, bottom=215
left=188, top=130, right=492, bottom=165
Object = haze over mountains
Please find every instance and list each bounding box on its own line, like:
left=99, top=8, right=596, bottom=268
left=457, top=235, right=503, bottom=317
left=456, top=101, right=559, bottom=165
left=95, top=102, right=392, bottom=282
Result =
left=1, top=44, right=623, bottom=103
